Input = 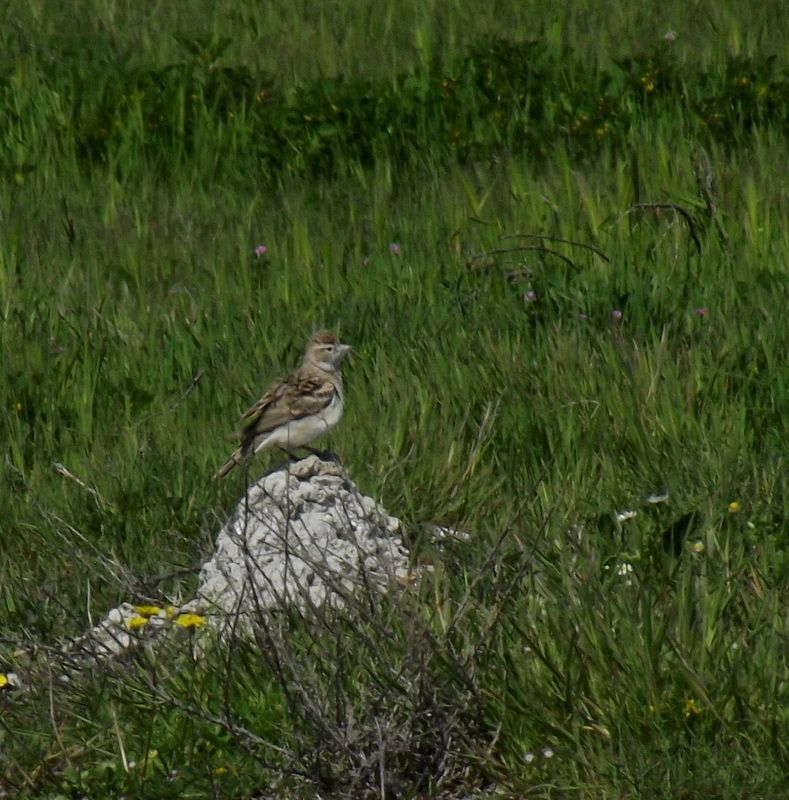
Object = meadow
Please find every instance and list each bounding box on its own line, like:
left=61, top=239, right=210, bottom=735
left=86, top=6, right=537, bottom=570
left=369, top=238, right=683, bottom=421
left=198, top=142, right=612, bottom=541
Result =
left=3, top=0, right=789, bottom=797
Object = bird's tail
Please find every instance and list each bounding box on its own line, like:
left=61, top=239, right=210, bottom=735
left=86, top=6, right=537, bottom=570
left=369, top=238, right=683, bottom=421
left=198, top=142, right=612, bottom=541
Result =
left=214, top=448, right=243, bottom=479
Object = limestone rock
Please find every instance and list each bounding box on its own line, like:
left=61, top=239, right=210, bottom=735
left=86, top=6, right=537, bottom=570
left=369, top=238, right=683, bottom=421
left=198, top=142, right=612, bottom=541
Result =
left=6, top=457, right=408, bottom=687
left=184, top=455, right=410, bottom=630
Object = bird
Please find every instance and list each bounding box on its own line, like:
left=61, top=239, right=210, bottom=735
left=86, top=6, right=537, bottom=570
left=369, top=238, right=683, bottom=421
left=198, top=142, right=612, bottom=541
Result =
left=215, top=330, right=351, bottom=479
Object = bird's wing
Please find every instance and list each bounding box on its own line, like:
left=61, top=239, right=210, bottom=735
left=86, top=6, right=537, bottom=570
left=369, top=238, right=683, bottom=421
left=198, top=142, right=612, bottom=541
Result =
left=237, top=370, right=337, bottom=435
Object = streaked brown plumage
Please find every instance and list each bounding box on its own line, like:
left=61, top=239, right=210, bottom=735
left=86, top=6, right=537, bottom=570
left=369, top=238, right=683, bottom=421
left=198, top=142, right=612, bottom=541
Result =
left=215, top=330, right=351, bottom=478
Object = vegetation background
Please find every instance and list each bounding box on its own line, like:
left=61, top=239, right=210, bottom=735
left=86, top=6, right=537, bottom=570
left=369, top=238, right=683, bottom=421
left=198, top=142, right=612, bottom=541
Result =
left=2, top=0, right=789, bottom=797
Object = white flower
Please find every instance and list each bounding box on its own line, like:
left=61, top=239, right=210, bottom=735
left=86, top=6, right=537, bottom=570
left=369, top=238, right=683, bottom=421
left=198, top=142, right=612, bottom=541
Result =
left=611, top=562, right=635, bottom=586
left=646, top=492, right=669, bottom=504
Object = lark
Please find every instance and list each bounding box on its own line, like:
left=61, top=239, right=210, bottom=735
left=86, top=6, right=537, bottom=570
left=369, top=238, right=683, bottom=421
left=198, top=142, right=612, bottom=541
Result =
left=215, top=330, right=351, bottom=479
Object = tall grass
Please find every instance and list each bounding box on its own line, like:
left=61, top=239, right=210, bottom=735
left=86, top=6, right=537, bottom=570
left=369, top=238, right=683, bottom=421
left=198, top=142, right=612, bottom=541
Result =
left=3, top=1, right=789, bottom=797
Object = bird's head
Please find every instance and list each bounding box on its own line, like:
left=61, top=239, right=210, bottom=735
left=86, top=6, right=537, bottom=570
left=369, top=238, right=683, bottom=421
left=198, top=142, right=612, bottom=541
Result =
left=306, top=330, right=351, bottom=370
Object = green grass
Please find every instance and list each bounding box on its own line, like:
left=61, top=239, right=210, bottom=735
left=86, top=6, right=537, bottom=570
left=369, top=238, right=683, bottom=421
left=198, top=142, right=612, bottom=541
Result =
left=3, top=1, right=789, bottom=797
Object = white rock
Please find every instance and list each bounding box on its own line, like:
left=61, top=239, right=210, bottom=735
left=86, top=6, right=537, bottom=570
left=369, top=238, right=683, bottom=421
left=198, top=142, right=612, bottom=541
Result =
left=11, top=456, right=409, bottom=685
left=189, top=455, right=410, bottom=633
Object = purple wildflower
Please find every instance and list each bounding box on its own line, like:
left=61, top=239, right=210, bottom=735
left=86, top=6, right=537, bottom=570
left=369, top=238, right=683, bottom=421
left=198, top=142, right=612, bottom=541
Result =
left=254, top=245, right=267, bottom=258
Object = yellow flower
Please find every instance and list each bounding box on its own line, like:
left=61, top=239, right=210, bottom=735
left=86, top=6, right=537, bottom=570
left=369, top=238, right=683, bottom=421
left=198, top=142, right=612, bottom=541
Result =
left=728, top=502, right=740, bottom=514
left=214, top=766, right=228, bottom=775
left=0, top=674, right=8, bottom=689
left=127, top=616, right=149, bottom=630
left=692, top=541, right=705, bottom=554
left=134, top=605, right=162, bottom=617
left=175, top=613, right=206, bottom=629
left=683, top=698, right=703, bottom=718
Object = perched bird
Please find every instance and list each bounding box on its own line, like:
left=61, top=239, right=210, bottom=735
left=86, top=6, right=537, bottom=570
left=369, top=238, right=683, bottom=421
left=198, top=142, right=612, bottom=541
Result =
left=215, top=330, right=351, bottom=479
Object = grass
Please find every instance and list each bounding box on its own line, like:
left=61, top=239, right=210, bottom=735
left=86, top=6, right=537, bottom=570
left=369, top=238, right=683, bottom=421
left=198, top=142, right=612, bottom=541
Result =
left=3, top=1, right=789, bottom=797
